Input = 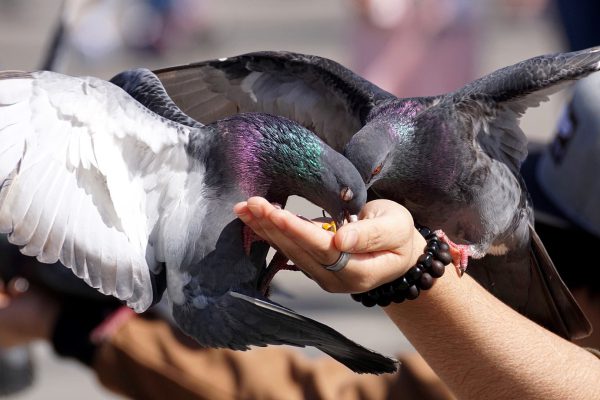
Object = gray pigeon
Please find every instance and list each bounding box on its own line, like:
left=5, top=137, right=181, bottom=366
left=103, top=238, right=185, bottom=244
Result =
left=154, top=48, right=600, bottom=340
left=0, top=69, right=400, bottom=374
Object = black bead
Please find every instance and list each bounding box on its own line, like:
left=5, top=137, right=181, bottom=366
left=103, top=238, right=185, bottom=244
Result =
left=438, top=242, right=450, bottom=252
left=418, top=226, right=431, bottom=238
left=430, top=260, right=446, bottom=278
left=419, top=273, right=434, bottom=290
left=406, top=266, right=423, bottom=282
left=437, top=250, right=453, bottom=266
left=426, top=233, right=438, bottom=242
left=376, top=296, right=392, bottom=307
left=378, top=283, right=394, bottom=296
left=417, top=253, right=433, bottom=269
left=361, top=295, right=377, bottom=307
left=405, top=285, right=420, bottom=300
left=393, top=277, right=410, bottom=292
left=426, top=241, right=439, bottom=254
left=368, top=289, right=380, bottom=302
left=350, top=293, right=362, bottom=302
left=391, top=290, right=406, bottom=303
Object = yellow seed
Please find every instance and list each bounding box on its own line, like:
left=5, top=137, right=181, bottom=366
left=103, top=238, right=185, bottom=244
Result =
left=321, top=221, right=337, bottom=233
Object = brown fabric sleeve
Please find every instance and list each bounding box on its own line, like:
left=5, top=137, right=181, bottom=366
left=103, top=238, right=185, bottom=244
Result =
left=93, top=316, right=455, bottom=400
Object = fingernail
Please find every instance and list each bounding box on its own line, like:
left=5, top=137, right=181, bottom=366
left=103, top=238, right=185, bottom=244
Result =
left=341, top=230, right=358, bottom=251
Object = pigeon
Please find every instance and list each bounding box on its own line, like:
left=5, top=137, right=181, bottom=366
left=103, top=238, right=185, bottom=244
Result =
left=153, top=48, right=600, bottom=340
left=0, top=69, right=401, bottom=374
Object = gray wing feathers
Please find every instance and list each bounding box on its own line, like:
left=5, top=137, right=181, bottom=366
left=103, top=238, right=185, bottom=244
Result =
left=109, top=68, right=202, bottom=129
left=174, top=291, right=398, bottom=374
left=456, top=47, right=600, bottom=170
left=527, top=225, right=592, bottom=339
left=155, top=51, right=395, bottom=151
left=0, top=71, right=193, bottom=312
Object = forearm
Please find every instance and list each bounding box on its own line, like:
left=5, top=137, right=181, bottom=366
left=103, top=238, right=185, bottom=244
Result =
left=385, top=264, right=600, bottom=400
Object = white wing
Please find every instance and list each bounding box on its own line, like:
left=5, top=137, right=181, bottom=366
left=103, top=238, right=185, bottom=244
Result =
left=0, top=71, right=192, bottom=312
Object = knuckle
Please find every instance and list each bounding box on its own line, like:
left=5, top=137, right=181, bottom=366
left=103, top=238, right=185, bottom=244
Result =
left=316, top=246, right=337, bottom=265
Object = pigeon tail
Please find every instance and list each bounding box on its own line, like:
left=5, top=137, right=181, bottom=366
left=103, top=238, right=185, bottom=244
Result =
left=220, top=292, right=399, bottom=374
left=527, top=226, right=592, bottom=340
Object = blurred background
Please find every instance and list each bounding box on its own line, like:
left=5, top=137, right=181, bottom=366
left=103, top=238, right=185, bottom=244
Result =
left=0, top=0, right=591, bottom=398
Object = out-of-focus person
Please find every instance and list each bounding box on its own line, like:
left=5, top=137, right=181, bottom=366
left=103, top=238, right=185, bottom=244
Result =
left=554, top=0, right=600, bottom=51
left=349, top=0, right=481, bottom=97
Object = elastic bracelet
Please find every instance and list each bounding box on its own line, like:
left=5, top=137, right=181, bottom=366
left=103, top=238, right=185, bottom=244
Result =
left=350, top=225, right=452, bottom=307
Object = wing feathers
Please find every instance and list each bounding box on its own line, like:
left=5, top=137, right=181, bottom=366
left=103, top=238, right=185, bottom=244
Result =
left=155, top=52, right=395, bottom=151
left=457, top=47, right=600, bottom=171
left=39, top=171, right=72, bottom=263
left=0, top=71, right=193, bottom=312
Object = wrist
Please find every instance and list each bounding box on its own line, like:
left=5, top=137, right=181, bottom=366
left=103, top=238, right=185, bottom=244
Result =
left=352, top=226, right=454, bottom=307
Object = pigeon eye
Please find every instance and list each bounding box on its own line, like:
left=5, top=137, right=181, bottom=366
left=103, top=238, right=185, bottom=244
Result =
left=372, top=164, right=383, bottom=176
left=340, top=187, right=354, bottom=202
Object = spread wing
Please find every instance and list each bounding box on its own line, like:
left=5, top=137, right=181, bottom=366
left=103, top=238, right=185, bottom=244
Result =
left=0, top=70, right=195, bottom=312
left=452, top=46, right=600, bottom=172
left=154, top=51, right=395, bottom=151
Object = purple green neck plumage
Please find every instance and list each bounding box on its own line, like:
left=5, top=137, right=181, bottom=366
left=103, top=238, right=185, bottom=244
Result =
left=221, top=114, right=325, bottom=198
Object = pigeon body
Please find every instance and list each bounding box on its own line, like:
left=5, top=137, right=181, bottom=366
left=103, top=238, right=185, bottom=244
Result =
left=154, top=48, right=600, bottom=339
left=0, top=69, right=397, bottom=374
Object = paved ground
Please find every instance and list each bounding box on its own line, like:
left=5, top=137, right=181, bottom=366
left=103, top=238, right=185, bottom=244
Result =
left=0, top=1, right=568, bottom=398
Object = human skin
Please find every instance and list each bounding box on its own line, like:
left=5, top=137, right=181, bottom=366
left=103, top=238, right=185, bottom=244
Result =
left=234, top=197, right=600, bottom=400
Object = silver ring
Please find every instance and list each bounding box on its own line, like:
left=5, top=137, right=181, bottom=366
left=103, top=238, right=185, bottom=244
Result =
left=322, top=252, right=351, bottom=272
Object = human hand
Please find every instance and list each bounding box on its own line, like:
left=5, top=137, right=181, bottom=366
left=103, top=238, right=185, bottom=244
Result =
left=234, top=197, right=426, bottom=294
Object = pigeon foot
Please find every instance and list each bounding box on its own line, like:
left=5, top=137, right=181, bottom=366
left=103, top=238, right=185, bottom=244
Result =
left=433, top=230, right=473, bottom=275
left=242, top=225, right=263, bottom=256
left=259, top=251, right=298, bottom=296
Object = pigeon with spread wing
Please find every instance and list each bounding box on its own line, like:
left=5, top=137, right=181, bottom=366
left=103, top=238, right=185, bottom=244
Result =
left=154, top=48, right=600, bottom=340
left=0, top=69, right=401, bottom=374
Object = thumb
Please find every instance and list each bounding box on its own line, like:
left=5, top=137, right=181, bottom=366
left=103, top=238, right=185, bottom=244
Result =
left=335, top=204, right=413, bottom=253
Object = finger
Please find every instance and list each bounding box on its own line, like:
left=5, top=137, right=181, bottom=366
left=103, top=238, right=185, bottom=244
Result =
left=255, top=208, right=335, bottom=278
left=242, top=198, right=345, bottom=282
left=335, top=205, right=414, bottom=254
left=268, top=208, right=338, bottom=264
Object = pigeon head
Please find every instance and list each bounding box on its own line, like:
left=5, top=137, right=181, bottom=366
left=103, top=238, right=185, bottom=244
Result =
left=219, top=113, right=366, bottom=223
left=344, top=100, right=429, bottom=191
left=343, top=120, right=400, bottom=188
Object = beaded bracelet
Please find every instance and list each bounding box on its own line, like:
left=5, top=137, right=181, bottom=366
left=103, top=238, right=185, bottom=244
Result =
left=350, top=226, right=452, bottom=307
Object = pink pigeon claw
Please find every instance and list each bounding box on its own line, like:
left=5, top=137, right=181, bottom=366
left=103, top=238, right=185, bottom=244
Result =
left=434, top=230, right=474, bottom=275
